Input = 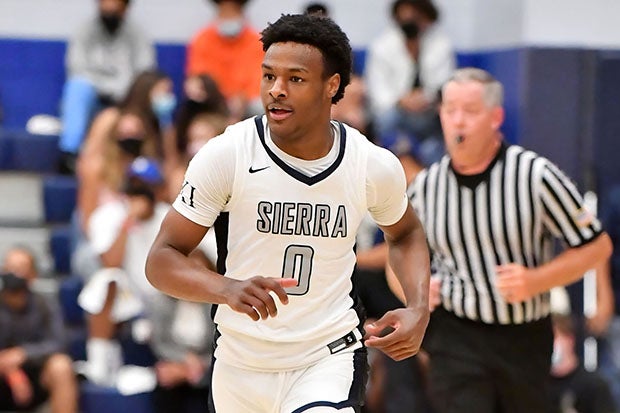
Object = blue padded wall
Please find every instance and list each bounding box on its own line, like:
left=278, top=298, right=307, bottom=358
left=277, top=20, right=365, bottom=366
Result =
left=43, top=174, right=77, bottom=223
left=519, top=48, right=594, bottom=188
left=593, top=51, right=620, bottom=209
left=0, top=39, right=66, bottom=128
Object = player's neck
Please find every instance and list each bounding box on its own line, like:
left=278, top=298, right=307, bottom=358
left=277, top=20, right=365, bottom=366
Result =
left=270, top=124, right=335, bottom=161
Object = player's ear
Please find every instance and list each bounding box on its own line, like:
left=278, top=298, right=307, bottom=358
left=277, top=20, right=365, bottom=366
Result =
left=326, top=73, right=340, bottom=99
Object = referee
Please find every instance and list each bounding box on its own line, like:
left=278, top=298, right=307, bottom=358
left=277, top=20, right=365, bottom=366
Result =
left=408, top=67, right=613, bottom=412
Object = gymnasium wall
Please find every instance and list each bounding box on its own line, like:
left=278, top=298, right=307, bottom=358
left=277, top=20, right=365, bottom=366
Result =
left=1, top=0, right=619, bottom=192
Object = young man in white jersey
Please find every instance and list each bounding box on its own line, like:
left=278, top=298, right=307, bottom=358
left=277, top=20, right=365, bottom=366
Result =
left=146, top=14, right=430, bottom=412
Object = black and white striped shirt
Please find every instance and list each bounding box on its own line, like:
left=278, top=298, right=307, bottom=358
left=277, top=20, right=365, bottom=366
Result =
left=408, top=143, right=602, bottom=325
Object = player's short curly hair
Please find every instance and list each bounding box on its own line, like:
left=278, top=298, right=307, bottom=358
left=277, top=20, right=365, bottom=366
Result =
left=260, top=14, right=352, bottom=104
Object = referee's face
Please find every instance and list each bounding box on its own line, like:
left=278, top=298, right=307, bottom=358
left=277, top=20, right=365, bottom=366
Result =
left=440, top=81, right=504, bottom=160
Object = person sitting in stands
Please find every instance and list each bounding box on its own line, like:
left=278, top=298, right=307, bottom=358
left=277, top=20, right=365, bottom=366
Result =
left=0, top=246, right=78, bottom=413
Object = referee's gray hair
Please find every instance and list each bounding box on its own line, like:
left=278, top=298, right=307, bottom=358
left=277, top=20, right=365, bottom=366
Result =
left=443, top=67, right=504, bottom=107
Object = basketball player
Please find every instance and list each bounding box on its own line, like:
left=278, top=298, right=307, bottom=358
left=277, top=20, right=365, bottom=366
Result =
left=146, top=14, right=430, bottom=412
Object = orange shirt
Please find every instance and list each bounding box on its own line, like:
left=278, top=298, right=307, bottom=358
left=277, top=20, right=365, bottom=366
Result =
left=186, top=24, right=264, bottom=101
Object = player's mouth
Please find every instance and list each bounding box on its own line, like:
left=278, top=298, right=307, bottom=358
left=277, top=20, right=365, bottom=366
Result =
left=268, top=105, right=293, bottom=121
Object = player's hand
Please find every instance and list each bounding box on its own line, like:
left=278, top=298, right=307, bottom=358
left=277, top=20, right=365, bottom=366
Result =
left=495, top=264, right=538, bottom=303
left=224, top=277, right=298, bottom=321
left=429, top=276, right=442, bottom=311
left=364, top=307, right=429, bottom=361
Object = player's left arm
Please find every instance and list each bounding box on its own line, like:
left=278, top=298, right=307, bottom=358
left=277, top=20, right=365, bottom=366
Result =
left=362, top=145, right=430, bottom=360
left=365, top=205, right=431, bottom=360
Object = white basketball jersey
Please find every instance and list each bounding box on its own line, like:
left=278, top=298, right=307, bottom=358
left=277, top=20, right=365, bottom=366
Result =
left=174, top=116, right=407, bottom=371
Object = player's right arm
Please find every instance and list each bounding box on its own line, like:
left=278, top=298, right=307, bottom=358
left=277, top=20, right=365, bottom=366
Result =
left=146, top=205, right=294, bottom=321
left=145, top=132, right=293, bottom=321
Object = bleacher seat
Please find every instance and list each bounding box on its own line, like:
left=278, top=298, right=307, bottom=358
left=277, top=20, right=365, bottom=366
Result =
left=50, top=225, right=72, bottom=274
left=79, top=382, right=154, bottom=413
left=8, top=129, right=60, bottom=173
left=0, top=128, right=60, bottom=173
left=0, top=133, right=12, bottom=169
left=43, top=174, right=77, bottom=223
left=59, top=275, right=84, bottom=326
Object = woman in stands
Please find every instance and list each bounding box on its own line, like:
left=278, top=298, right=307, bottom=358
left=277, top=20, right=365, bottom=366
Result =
left=76, top=70, right=174, bottom=232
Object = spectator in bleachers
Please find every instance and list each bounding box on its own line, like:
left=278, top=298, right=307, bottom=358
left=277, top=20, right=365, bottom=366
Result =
left=301, top=0, right=374, bottom=137
left=163, top=74, right=231, bottom=199
left=550, top=312, right=618, bottom=413
left=75, top=157, right=169, bottom=387
left=76, top=70, right=173, bottom=236
left=365, top=0, right=455, bottom=171
left=166, top=111, right=229, bottom=202
left=186, top=0, right=264, bottom=121
left=58, top=0, right=156, bottom=173
left=331, top=74, right=372, bottom=137
left=0, top=247, right=78, bottom=413
left=303, top=2, right=329, bottom=17
left=150, top=249, right=215, bottom=413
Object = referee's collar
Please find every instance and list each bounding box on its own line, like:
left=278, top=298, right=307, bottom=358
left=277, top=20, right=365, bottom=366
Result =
left=450, top=141, right=508, bottom=189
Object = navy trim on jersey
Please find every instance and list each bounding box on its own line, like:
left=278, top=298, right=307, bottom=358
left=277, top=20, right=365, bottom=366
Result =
left=213, top=212, right=229, bottom=275
left=291, top=347, right=367, bottom=413
left=253, top=116, right=347, bottom=186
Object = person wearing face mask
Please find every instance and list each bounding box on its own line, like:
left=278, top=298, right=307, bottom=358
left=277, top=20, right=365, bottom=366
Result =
left=58, top=0, right=156, bottom=173
left=186, top=0, right=264, bottom=121
left=166, top=111, right=229, bottom=203
left=0, top=247, right=79, bottom=413
left=76, top=71, right=172, bottom=233
left=73, top=71, right=172, bottom=298
left=162, top=74, right=230, bottom=196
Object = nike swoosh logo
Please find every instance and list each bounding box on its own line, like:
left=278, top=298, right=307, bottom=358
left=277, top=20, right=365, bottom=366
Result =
left=248, top=166, right=270, bottom=174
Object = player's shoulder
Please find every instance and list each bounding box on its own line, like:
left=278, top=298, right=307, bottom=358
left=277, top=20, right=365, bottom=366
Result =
left=340, top=124, right=403, bottom=178
left=224, top=116, right=260, bottom=135
left=349, top=130, right=399, bottom=168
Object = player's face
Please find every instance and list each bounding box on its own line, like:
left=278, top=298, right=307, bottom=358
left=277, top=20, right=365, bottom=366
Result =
left=439, top=80, right=504, bottom=159
left=261, top=41, right=339, bottom=142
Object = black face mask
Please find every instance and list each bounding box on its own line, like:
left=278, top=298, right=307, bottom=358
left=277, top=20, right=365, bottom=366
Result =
left=117, top=138, right=144, bottom=157
left=0, top=273, right=28, bottom=292
left=100, top=14, right=123, bottom=35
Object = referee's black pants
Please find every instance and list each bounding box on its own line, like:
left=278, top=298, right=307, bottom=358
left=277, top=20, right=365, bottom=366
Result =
left=423, top=307, right=554, bottom=413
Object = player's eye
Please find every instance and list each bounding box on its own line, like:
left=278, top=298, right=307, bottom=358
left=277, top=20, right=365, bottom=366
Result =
left=290, top=76, right=303, bottom=83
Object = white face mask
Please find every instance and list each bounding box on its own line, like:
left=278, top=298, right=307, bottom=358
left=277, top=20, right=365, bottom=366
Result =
left=217, top=18, right=244, bottom=37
